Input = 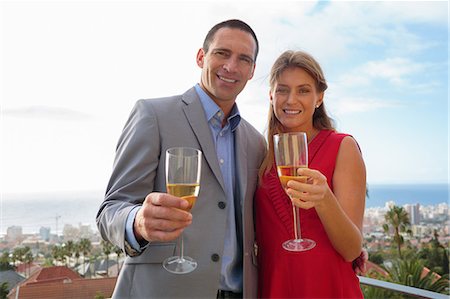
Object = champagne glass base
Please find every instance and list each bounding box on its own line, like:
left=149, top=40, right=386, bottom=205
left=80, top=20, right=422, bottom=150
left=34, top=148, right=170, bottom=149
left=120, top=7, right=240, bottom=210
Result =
left=282, top=238, right=316, bottom=252
left=163, top=256, right=197, bottom=274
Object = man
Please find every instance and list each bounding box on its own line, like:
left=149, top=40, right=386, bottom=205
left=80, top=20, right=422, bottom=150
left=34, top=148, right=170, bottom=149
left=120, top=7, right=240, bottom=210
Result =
left=96, top=19, right=266, bottom=298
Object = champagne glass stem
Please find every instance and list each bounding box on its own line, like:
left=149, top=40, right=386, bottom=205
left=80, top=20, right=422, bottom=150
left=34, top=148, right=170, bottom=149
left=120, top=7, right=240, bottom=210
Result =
left=295, top=206, right=301, bottom=240
left=292, top=205, right=300, bottom=240
left=179, top=233, right=185, bottom=262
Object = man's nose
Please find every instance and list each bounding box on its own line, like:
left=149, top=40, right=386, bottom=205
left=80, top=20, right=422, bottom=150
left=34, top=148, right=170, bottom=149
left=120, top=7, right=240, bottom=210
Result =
left=222, top=57, right=238, bottom=73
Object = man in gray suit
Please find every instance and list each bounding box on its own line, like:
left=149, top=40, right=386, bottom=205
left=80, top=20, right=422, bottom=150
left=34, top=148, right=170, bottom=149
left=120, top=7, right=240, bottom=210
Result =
left=97, top=19, right=266, bottom=298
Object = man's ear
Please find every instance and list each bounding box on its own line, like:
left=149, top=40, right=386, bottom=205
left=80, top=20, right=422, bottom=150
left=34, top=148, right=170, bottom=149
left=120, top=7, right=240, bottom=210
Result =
left=196, top=48, right=205, bottom=68
left=248, top=63, right=256, bottom=80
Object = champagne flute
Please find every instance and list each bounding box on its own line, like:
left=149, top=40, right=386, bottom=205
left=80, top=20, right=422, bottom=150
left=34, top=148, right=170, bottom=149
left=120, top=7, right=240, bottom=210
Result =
left=273, top=132, right=316, bottom=252
left=162, top=147, right=201, bottom=274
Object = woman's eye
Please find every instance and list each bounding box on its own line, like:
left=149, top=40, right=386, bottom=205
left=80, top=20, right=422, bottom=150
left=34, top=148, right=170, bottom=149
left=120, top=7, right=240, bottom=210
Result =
left=276, top=88, right=288, bottom=94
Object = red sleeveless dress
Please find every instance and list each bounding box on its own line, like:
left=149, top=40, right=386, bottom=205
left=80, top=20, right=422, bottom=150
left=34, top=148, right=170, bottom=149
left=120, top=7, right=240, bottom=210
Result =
left=255, top=130, right=363, bottom=298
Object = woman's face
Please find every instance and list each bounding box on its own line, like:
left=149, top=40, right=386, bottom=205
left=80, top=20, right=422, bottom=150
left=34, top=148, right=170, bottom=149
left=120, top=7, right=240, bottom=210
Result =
left=270, top=67, right=323, bottom=134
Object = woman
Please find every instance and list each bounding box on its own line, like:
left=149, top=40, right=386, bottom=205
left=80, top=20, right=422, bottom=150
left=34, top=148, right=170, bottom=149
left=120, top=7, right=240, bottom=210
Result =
left=255, top=50, right=366, bottom=298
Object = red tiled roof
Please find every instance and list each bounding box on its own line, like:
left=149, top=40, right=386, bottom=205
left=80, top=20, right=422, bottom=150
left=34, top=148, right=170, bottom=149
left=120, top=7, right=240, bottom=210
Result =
left=15, top=262, right=39, bottom=274
left=27, top=266, right=81, bottom=283
left=8, top=277, right=117, bottom=299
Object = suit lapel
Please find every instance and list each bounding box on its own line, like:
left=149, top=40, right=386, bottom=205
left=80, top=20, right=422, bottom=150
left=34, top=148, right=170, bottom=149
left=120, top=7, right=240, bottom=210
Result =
left=181, top=88, right=226, bottom=193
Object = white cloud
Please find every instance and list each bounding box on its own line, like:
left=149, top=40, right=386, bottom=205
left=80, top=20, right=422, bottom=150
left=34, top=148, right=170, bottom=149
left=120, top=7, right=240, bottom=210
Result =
left=328, top=97, right=401, bottom=116
left=3, top=106, right=92, bottom=121
left=336, top=57, right=429, bottom=88
left=1, top=1, right=447, bottom=192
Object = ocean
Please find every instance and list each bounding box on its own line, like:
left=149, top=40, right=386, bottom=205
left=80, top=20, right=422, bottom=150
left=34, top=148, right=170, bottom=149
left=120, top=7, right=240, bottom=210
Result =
left=366, top=183, right=448, bottom=208
left=1, top=184, right=448, bottom=234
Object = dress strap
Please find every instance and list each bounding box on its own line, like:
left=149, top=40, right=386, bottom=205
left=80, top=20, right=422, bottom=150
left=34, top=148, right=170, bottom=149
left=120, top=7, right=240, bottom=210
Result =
left=308, top=130, right=333, bottom=165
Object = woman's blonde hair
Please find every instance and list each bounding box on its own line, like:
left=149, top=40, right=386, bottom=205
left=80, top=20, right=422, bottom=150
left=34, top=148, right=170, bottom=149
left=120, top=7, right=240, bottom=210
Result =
left=258, top=50, right=335, bottom=181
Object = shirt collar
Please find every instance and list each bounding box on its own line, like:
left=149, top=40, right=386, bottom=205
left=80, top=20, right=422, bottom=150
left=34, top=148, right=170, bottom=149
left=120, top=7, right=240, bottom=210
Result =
left=194, top=84, right=241, bottom=131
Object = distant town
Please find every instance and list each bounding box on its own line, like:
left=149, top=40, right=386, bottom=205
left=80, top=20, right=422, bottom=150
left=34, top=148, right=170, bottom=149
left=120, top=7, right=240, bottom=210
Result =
left=0, top=201, right=448, bottom=298
left=363, top=201, right=449, bottom=250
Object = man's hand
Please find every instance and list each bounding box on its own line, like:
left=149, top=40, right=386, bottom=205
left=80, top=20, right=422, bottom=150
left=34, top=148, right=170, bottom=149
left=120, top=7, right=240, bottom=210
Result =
left=352, top=249, right=368, bottom=275
left=133, top=192, right=192, bottom=242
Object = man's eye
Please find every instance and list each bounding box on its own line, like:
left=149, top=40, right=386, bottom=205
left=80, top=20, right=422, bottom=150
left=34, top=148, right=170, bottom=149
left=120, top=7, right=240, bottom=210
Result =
left=240, top=57, right=252, bottom=64
left=299, top=89, right=310, bottom=94
left=215, top=51, right=227, bottom=57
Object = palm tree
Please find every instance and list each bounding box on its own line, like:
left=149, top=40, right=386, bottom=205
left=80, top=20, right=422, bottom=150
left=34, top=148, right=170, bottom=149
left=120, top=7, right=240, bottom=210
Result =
left=114, top=245, right=123, bottom=275
left=383, top=205, right=412, bottom=259
left=388, top=259, right=449, bottom=295
left=24, top=251, right=33, bottom=277
left=51, top=245, right=64, bottom=265
left=363, top=258, right=450, bottom=298
left=101, top=240, right=114, bottom=277
left=0, top=282, right=9, bottom=299
left=65, top=240, right=75, bottom=265
left=78, top=238, right=92, bottom=276
left=0, top=252, right=13, bottom=271
left=73, top=242, right=81, bottom=267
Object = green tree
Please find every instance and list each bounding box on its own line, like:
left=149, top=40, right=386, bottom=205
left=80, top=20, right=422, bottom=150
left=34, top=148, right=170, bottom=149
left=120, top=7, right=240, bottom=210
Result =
left=24, top=251, right=33, bottom=276
left=0, top=252, right=13, bottom=271
left=418, top=230, right=449, bottom=276
left=11, top=246, right=32, bottom=274
left=383, top=205, right=412, bottom=259
left=101, top=240, right=114, bottom=277
left=363, top=258, right=449, bottom=298
left=65, top=240, right=75, bottom=263
left=368, top=251, right=384, bottom=265
left=114, top=245, right=123, bottom=275
left=388, top=258, right=449, bottom=296
left=73, top=242, right=81, bottom=266
left=78, top=238, right=92, bottom=275
left=0, top=282, right=9, bottom=299
left=51, top=245, right=64, bottom=265
left=94, top=291, right=105, bottom=299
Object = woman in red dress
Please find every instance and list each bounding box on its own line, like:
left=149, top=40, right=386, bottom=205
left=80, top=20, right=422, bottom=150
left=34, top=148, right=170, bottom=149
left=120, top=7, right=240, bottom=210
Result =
left=255, top=50, right=366, bottom=298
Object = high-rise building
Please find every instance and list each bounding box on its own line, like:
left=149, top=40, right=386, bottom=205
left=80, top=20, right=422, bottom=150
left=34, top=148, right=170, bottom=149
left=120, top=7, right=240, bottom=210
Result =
left=404, top=203, right=420, bottom=225
left=40, top=226, right=51, bottom=241
left=6, top=225, right=23, bottom=242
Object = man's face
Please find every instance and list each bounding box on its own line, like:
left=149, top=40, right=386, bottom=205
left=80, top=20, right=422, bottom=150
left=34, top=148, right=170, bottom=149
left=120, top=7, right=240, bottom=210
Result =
left=196, top=27, right=256, bottom=111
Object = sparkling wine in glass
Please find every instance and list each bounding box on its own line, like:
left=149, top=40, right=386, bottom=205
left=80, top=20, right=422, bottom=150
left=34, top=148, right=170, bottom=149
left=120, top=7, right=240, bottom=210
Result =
left=274, top=132, right=316, bottom=252
left=162, top=147, right=201, bottom=274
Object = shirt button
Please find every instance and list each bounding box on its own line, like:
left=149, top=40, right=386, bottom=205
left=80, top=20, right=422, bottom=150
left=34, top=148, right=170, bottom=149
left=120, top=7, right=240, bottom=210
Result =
left=219, top=132, right=223, bottom=137
left=211, top=253, right=220, bottom=262
left=219, top=159, right=224, bottom=164
left=218, top=201, right=226, bottom=209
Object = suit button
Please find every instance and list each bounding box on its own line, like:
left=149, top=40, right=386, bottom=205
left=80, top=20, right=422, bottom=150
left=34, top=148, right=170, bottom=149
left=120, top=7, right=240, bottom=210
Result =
left=218, top=201, right=226, bottom=209
left=211, top=253, right=220, bottom=262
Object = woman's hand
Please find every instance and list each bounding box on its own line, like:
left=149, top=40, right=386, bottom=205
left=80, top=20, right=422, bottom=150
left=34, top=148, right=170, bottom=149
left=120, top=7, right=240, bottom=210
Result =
left=285, top=168, right=330, bottom=209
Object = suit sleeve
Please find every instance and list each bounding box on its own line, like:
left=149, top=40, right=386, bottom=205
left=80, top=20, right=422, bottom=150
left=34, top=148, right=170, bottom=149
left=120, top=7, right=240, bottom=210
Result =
left=96, top=99, right=160, bottom=256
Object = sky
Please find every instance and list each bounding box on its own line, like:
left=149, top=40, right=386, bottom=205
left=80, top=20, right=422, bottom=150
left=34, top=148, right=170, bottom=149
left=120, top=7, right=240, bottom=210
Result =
left=1, top=0, right=448, bottom=195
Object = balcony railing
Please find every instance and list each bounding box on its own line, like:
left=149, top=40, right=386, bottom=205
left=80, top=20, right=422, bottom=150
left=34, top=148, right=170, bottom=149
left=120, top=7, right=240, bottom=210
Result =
left=359, top=276, right=449, bottom=299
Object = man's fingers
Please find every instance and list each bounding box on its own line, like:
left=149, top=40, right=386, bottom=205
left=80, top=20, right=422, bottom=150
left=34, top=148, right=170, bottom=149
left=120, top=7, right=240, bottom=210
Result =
left=146, top=204, right=192, bottom=222
left=146, top=193, right=190, bottom=210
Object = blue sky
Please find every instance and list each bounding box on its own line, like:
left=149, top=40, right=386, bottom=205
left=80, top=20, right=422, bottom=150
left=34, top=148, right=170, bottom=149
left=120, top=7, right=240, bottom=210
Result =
left=1, top=1, right=448, bottom=193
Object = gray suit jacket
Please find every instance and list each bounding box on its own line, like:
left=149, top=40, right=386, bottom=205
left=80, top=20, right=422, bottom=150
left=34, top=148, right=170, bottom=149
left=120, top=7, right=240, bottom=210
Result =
left=96, top=87, right=266, bottom=298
